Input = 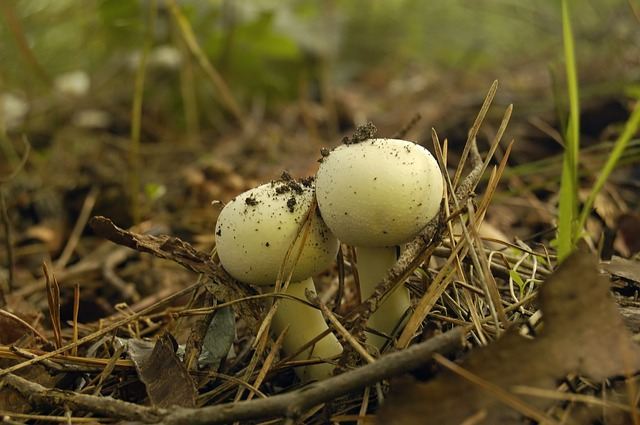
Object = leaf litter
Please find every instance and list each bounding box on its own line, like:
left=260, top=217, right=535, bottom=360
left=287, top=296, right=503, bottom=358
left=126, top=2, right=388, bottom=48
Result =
left=377, top=250, right=640, bottom=425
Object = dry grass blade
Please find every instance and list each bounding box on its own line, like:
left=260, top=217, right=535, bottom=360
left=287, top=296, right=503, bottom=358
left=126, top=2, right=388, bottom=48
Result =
left=317, top=296, right=375, bottom=364
left=0, top=283, right=199, bottom=377
left=452, top=80, right=498, bottom=189
left=43, top=262, right=63, bottom=351
left=72, top=283, right=80, bottom=356
left=396, top=242, right=462, bottom=348
left=434, top=130, right=506, bottom=332
left=55, top=186, right=99, bottom=269
left=511, top=385, right=639, bottom=414
left=0, top=191, right=13, bottom=301
left=396, top=126, right=510, bottom=348
left=156, top=329, right=464, bottom=425
left=470, top=104, right=513, bottom=194
left=0, top=308, right=48, bottom=342
left=246, top=328, right=288, bottom=401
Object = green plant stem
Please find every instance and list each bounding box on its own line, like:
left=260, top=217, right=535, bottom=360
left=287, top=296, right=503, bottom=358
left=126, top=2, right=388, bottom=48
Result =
left=557, top=0, right=580, bottom=262
left=129, top=0, right=157, bottom=224
left=577, top=101, right=640, bottom=233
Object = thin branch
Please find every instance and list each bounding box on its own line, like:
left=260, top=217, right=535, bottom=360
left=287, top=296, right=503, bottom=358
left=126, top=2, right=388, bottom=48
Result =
left=3, top=373, right=163, bottom=422
left=157, top=328, right=463, bottom=425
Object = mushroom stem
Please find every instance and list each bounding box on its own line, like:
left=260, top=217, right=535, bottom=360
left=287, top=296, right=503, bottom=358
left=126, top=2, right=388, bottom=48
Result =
left=271, top=277, right=343, bottom=381
left=356, top=246, right=410, bottom=351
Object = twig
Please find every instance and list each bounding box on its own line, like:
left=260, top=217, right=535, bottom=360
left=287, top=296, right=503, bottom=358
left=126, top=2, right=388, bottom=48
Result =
left=156, top=328, right=464, bottom=424
left=55, top=186, right=99, bottom=270
left=0, top=136, right=30, bottom=184
left=72, top=284, right=80, bottom=357
left=0, top=137, right=29, bottom=298
left=0, top=191, right=13, bottom=300
left=3, top=373, right=163, bottom=422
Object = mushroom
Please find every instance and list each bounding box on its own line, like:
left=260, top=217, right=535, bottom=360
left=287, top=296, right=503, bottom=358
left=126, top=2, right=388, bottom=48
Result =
left=214, top=177, right=342, bottom=381
left=315, top=138, right=443, bottom=350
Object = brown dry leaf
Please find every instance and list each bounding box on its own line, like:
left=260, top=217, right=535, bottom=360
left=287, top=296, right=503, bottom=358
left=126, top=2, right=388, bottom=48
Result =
left=602, top=256, right=640, bottom=284
left=377, top=251, right=640, bottom=425
left=126, top=333, right=197, bottom=408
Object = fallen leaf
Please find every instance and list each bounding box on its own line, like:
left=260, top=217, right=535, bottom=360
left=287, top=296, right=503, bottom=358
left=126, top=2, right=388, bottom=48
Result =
left=125, top=333, right=197, bottom=408
left=377, top=251, right=640, bottom=425
left=198, top=305, right=235, bottom=370
left=602, top=256, right=640, bottom=284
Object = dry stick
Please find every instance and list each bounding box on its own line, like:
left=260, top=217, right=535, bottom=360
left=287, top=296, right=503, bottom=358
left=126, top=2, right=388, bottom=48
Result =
left=2, top=329, right=461, bottom=424
left=3, top=373, right=162, bottom=423
left=157, top=328, right=464, bottom=425
left=0, top=137, right=30, bottom=296
left=334, top=245, right=346, bottom=312
left=0, top=411, right=100, bottom=424
left=0, top=283, right=200, bottom=377
left=433, top=353, right=561, bottom=425
left=55, top=186, right=99, bottom=270
left=167, top=0, right=246, bottom=125
left=0, top=137, right=30, bottom=185
left=72, top=284, right=80, bottom=356
left=0, top=192, right=12, bottom=302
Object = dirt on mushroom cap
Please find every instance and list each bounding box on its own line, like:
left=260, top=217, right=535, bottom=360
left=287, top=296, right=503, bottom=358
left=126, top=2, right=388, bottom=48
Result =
left=214, top=178, right=339, bottom=286
left=315, top=138, right=444, bottom=247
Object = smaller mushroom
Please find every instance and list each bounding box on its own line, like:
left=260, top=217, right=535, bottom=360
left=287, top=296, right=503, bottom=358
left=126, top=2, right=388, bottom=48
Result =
left=215, top=179, right=342, bottom=381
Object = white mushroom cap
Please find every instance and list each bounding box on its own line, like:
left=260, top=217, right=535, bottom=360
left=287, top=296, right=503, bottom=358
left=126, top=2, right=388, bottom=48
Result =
left=215, top=178, right=339, bottom=286
left=316, top=138, right=443, bottom=247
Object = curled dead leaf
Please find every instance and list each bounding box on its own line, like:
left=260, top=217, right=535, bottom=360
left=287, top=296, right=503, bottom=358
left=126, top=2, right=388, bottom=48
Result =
left=377, top=251, right=640, bottom=425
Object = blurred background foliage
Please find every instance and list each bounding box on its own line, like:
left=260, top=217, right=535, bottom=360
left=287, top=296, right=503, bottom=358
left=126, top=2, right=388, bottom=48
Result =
left=1, top=0, right=637, bottom=125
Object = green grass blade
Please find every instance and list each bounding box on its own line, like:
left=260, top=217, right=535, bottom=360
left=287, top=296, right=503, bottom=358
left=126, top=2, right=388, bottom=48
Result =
left=557, top=0, right=580, bottom=262
left=577, top=101, right=640, bottom=233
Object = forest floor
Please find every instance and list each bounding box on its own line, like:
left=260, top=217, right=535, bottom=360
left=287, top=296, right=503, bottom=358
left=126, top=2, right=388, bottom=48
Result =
left=0, top=52, right=639, bottom=425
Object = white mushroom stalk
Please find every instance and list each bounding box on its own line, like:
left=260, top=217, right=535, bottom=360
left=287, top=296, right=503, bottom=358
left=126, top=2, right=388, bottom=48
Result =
left=214, top=177, right=342, bottom=381
left=316, top=138, right=443, bottom=351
